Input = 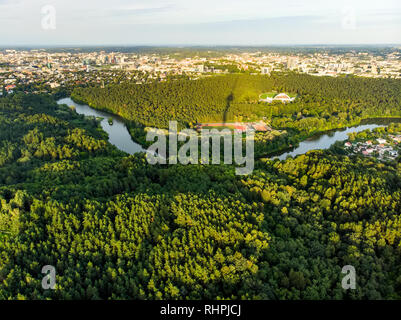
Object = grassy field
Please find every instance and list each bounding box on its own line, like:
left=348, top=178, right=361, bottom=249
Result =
left=260, top=92, right=277, bottom=99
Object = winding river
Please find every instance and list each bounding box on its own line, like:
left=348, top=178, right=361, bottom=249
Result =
left=275, top=118, right=401, bottom=160
left=57, top=97, right=145, bottom=155
left=57, top=97, right=400, bottom=160
left=275, top=124, right=383, bottom=160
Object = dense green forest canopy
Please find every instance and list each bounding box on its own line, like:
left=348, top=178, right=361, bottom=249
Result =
left=1, top=93, right=401, bottom=299
left=71, top=73, right=401, bottom=130
left=72, top=73, right=401, bottom=129
left=71, top=73, right=401, bottom=157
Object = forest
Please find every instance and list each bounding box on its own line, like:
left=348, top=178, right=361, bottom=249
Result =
left=1, top=91, right=401, bottom=299
left=71, top=73, right=401, bottom=156
left=71, top=73, right=401, bottom=127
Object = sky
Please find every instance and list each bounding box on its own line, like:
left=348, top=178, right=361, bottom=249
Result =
left=0, top=0, right=400, bottom=46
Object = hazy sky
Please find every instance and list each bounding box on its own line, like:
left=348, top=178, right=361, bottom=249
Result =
left=0, top=0, right=400, bottom=46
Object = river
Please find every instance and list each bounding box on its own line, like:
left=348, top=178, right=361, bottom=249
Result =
left=57, top=97, right=400, bottom=160
left=275, top=124, right=382, bottom=160
left=275, top=118, right=401, bottom=160
left=57, top=97, right=145, bottom=155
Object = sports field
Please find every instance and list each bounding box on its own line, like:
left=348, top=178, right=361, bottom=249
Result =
left=259, top=92, right=277, bottom=99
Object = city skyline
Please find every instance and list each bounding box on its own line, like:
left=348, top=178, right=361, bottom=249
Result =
left=0, top=0, right=400, bottom=46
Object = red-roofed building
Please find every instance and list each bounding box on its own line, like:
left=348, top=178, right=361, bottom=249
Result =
left=5, top=84, right=16, bottom=92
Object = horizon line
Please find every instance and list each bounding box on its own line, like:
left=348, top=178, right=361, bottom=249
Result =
left=1, top=43, right=400, bottom=49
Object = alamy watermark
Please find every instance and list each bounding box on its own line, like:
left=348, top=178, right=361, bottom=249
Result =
left=341, top=6, right=356, bottom=30
left=41, top=5, right=56, bottom=30
left=341, top=265, right=356, bottom=290
left=41, top=265, right=56, bottom=290
left=145, top=121, right=255, bottom=175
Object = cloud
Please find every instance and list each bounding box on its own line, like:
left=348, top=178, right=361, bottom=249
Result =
left=0, top=0, right=400, bottom=45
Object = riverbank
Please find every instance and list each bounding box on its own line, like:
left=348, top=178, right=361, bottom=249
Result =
left=259, top=118, right=401, bottom=160
left=60, top=96, right=401, bottom=161
left=57, top=97, right=145, bottom=155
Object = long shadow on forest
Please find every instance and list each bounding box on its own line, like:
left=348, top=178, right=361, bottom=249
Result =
left=223, top=93, right=234, bottom=124
left=222, top=76, right=239, bottom=124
